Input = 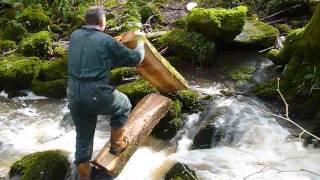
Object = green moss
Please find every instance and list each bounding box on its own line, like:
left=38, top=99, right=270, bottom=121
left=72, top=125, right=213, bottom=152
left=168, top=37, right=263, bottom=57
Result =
left=139, top=4, right=163, bottom=23
left=165, top=163, right=197, bottom=180
left=19, top=31, right=53, bottom=58
left=176, top=90, right=200, bottom=112
left=0, top=8, right=16, bottom=20
left=275, top=24, right=292, bottom=34
left=0, top=54, right=41, bottom=91
left=16, top=6, right=51, bottom=32
left=31, top=79, right=67, bottom=98
left=49, top=24, right=63, bottom=34
left=266, top=49, right=281, bottom=63
left=160, top=29, right=215, bottom=64
left=228, top=65, right=256, bottom=83
left=152, top=100, right=182, bottom=139
left=252, top=79, right=278, bottom=98
left=53, top=46, right=66, bottom=57
left=2, top=20, right=27, bottom=41
left=186, top=6, right=248, bottom=42
left=38, top=57, right=67, bottom=82
left=117, top=79, right=158, bottom=106
left=0, top=39, right=16, bottom=52
left=173, top=17, right=187, bottom=29
left=234, top=20, right=280, bottom=48
left=9, top=150, right=69, bottom=180
left=109, top=67, right=137, bottom=85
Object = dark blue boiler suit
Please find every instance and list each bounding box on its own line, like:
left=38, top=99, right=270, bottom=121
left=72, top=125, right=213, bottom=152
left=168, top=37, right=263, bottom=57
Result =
left=67, top=26, right=142, bottom=164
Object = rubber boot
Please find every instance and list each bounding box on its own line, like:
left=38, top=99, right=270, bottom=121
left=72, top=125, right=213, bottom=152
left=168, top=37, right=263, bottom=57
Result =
left=109, top=127, right=129, bottom=155
left=77, top=162, right=91, bottom=180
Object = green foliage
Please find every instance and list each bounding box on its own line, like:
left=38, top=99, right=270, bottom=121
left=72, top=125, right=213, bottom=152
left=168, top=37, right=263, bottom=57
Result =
left=139, top=3, right=163, bottom=23
left=19, top=31, right=53, bottom=58
left=38, top=57, right=67, bottom=82
left=186, top=6, right=248, bottom=42
left=2, top=20, right=27, bottom=41
left=0, top=39, right=16, bottom=52
left=228, top=65, right=256, bottom=83
left=176, top=90, right=200, bottom=112
left=152, top=100, right=182, bottom=139
left=117, top=79, right=158, bottom=106
left=0, top=54, right=41, bottom=91
left=234, top=20, right=279, bottom=48
left=109, top=67, right=137, bottom=85
left=9, top=150, right=69, bottom=180
left=31, top=79, right=67, bottom=98
left=165, top=163, right=197, bottom=180
left=160, top=29, right=215, bottom=64
left=16, top=6, right=51, bottom=32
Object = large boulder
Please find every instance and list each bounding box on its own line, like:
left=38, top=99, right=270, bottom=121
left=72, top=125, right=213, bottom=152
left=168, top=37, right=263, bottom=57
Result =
left=19, top=31, right=53, bottom=58
left=9, top=150, right=70, bottom=180
left=38, top=57, right=67, bottom=82
left=16, top=6, right=51, bottom=32
left=31, top=79, right=67, bottom=98
left=0, top=54, right=41, bottom=91
left=186, top=6, right=247, bottom=43
left=159, top=29, right=215, bottom=64
left=234, top=20, right=279, bottom=48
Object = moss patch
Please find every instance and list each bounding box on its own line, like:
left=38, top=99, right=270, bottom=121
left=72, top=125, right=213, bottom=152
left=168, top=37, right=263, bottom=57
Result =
left=2, top=20, right=27, bottom=41
left=165, top=163, right=197, bottom=180
left=139, top=3, right=163, bottom=23
left=38, top=58, right=67, bottom=82
left=19, top=31, right=53, bottom=58
left=117, top=79, right=158, bottom=106
left=228, top=65, right=256, bottom=83
left=0, top=39, right=16, bottom=52
left=9, top=150, right=69, bottom=180
left=31, top=79, right=66, bottom=98
left=160, top=29, right=215, bottom=64
left=109, top=67, right=137, bottom=85
left=0, top=54, right=41, bottom=91
left=266, top=49, right=281, bottom=64
left=186, top=6, right=247, bottom=43
left=16, top=6, right=51, bottom=32
left=235, top=20, right=279, bottom=48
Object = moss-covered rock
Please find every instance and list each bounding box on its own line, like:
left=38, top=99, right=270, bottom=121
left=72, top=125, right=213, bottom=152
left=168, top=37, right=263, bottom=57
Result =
left=0, top=55, right=41, bottom=91
left=275, top=23, right=292, bottom=34
left=0, top=39, right=16, bottom=52
left=9, top=150, right=69, bottom=180
left=117, top=79, right=158, bottom=106
left=16, top=6, right=51, bottom=32
left=176, top=90, right=200, bottom=112
left=38, top=58, right=67, bottom=82
left=234, top=20, right=280, bottom=48
left=228, top=65, right=256, bottom=84
left=139, top=3, right=163, bottom=23
left=266, top=48, right=281, bottom=63
left=152, top=100, right=183, bottom=140
left=53, top=46, right=66, bottom=57
left=109, top=67, right=137, bottom=85
left=2, top=20, right=27, bottom=41
left=165, top=163, right=197, bottom=180
left=31, top=79, right=67, bottom=98
left=160, top=29, right=215, bottom=64
left=19, top=31, right=53, bottom=58
left=186, top=6, right=247, bottom=43
left=49, top=24, right=63, bottom=34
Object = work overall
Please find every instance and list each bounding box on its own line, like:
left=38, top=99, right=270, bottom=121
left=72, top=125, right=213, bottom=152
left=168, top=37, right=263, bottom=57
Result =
left=67, top=27, right=142, bottom=165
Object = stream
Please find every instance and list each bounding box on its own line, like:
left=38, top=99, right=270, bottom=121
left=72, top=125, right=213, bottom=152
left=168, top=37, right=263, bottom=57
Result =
left=0, top=50, right=320, bottom=179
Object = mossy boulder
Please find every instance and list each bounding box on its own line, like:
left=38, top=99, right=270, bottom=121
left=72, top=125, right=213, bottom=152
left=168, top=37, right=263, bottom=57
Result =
left=186, top=6, right=247, bottom=43
left=265, top=49, right=281, bottom=63
left=152, top=100, right=183, bottom=140
left=139, top=3, right=163, bottom=23
left=0, top=39, right=16, bottom=52
left=109, top=67, right=137, bottom=85
left=160, top=29, right=215, bottom=64
left=0, top=55, right=41, bottom=91
left=117, top=79, right=158, bottom=106
left=9, top=150, right=69, bottom=180
left=19, top=31, right=53, bottom=58
left=16, top=6, right=51, bottom=32
left=31, top=79, right=67, bottom=98
left=38, top=58, right=67, bottom=82
left=275, top=23, right=292, bottom=34
left=49, top=24, right=63, bottom=34
left=165, top=163, right=197, bottom=180
left=2, top=20, right=27, bottom=41
left=228, top=65, right=256, bottom=84
left=175, top=90, right=200, bottom=112
left=234, top=20, right=280, bottom=48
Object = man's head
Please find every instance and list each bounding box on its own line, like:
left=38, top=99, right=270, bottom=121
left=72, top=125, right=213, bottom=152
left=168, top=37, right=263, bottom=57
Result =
left=85, top=6, right=106, bottom=31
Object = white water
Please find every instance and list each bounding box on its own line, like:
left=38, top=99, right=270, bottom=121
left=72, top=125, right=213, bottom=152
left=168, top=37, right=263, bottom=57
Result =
left=1, top=86, right=320, bottom=180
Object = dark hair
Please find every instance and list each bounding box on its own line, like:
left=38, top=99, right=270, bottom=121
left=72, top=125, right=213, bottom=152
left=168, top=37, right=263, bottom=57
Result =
left=85, top=6, right=105, bottom=25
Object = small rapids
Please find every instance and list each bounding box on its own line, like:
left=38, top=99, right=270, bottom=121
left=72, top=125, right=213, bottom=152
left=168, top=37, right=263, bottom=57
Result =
left=0, top=84, right=320, bottom=179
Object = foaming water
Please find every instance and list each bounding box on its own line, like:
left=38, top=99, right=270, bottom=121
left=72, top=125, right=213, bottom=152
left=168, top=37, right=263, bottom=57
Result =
left=169, top=97, right=320, bottom=180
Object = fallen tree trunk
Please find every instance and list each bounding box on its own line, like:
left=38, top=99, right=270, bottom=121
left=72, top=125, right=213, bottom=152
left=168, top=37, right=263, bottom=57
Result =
left=92, top=93, right=172, bottom=176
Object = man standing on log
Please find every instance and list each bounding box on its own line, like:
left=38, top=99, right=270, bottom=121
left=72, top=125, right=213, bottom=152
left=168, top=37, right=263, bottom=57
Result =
left=67, top=6, right=145, bottom=180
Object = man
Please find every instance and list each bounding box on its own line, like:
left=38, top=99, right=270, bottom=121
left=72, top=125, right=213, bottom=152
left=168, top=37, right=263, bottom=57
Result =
left=67, top=6, right=145, bottom=180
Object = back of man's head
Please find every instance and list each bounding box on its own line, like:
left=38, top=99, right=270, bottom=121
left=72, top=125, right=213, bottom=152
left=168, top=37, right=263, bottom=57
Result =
left=85, top=6, right=105, bottom=25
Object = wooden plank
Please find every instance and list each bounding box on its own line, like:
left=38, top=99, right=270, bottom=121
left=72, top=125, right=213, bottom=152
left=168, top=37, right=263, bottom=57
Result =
left=118, top=34, right=189, bottom=92
left=92, top=93, right=172, bottom=176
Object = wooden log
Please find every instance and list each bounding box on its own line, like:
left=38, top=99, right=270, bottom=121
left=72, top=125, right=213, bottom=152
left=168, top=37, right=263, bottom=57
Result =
left=92, top=93, right=172, bottom=176
left=117, top=34, right=189, bottom=92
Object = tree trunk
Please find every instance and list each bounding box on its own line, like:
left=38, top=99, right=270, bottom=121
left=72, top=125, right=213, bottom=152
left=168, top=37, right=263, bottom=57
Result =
left=92, top=93, right=172, bottom=177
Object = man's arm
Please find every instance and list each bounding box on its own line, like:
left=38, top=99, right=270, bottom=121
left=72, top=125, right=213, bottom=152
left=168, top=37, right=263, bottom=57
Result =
left=109, top=36, right=145, bottom=68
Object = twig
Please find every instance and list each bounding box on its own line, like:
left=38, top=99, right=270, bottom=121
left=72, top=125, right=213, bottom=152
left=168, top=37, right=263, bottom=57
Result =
left=261, top=4, right=302, bottom=20
left=259, top=46, right=274, bottom=53
left=276, top=78, right=289, bottom=119
left=181, top=164, right=198, bottom=180
left=0, top=48, right=18, bottom=59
